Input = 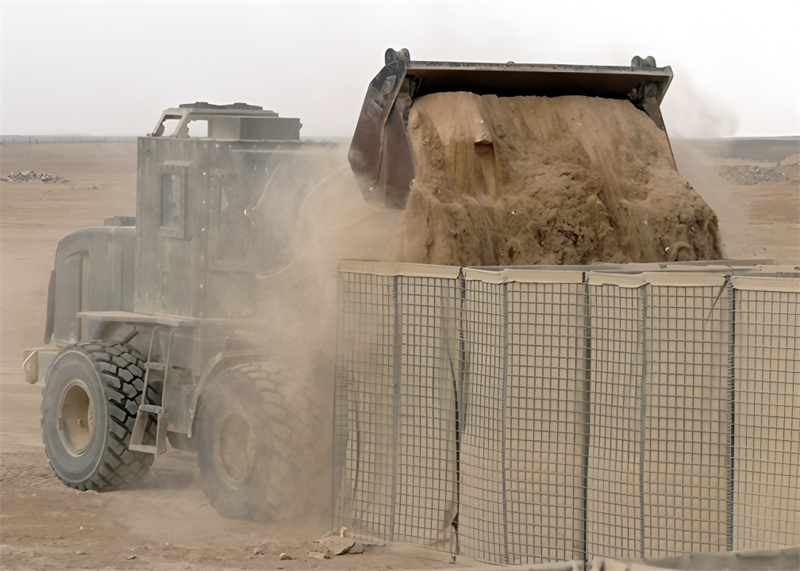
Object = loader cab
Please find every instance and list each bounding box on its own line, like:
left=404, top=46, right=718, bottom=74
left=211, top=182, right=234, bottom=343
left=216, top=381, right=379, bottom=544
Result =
left=134, top=102, right=323, bottom=320
left=148, top=102, right=302, bottom=142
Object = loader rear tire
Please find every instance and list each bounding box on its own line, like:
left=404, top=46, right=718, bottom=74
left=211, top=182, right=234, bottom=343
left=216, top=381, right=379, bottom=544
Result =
left=195, top=362, right=327, bottom=522
left=41, top=341, right=158, bottom=490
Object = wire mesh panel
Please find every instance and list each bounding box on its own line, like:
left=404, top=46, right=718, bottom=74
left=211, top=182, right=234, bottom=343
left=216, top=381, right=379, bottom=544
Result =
left=333, top=262, right=800, bottom=564
left=333, top=263, right=460, bottom=546
left=730, top=278, right=800, bottom=550
left=393, top=274, right=459, bottom=547
left=458, top=276, right=507, bottom=563
left=642, top=276, right=730, bottom=556
left=585, top=275, right=644, bottom=560
left=504, top=272, right=588, bottom=564
left=333, top=270, right=397, bottom=540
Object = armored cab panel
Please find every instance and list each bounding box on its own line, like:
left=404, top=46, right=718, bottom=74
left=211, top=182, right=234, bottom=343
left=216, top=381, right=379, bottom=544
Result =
left=134, top=104, right=338, bottom=321
left=134, top=136, right=213, bottom=318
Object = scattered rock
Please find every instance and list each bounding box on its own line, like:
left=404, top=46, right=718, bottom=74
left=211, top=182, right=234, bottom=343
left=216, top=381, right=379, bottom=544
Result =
left=253, top=545, right=266, bottom=556
left=308, top=549, right=332, bottom=560
left=279, top=552, right=293, bottom=560
left=719, top=165, right=789, bottom=185
left=3, top=170, right=69, bottom=184
left=321, top=535, right=356, bottom=555
left=126, top=555, right=138, bottom=560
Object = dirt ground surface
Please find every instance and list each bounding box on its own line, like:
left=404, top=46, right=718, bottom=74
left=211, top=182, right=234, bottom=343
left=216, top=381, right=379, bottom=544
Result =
left=1, top=138, right=798, bottom=570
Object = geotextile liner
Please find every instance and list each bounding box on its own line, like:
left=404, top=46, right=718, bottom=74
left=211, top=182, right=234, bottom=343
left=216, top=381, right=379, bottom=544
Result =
left=396, top=93, right=722, bottom=266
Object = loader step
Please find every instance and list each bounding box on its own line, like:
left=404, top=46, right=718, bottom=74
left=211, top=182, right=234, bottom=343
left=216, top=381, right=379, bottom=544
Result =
left=138, top=404, right=165, bottom=415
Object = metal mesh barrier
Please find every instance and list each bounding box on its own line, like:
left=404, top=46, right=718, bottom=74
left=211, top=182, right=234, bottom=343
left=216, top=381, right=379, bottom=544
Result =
left=642, top=278, right=730, bottom=556
left=730, top=277, right=800, bottom=551
left=332, top=264, right=460, bottom=548
left=585, top=276, right=646, bottom=559
left=333, top=262, right=800, bottom=565
left=505, top=274, right=589, bottom=564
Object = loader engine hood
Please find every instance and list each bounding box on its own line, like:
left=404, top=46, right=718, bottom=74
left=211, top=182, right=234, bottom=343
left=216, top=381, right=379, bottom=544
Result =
left=349, top=48, right=673, bottom=209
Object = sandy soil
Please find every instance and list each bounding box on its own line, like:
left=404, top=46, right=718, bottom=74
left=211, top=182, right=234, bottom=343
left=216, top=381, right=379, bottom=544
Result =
left=1, top=138, right=798, bottom=570
left=397, top=94, right=722, bottom=266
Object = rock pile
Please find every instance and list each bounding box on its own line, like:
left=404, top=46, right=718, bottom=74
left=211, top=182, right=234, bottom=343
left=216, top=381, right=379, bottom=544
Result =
left=1, top=170, right=69, bottom=183
left=719, top=153, right=800, bottom=185
left=719, top=165, right=789, bottom=185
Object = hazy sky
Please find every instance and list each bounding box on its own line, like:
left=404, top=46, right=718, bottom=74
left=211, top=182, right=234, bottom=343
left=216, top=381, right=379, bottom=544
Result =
left=2, top=1, right=799, bottom=138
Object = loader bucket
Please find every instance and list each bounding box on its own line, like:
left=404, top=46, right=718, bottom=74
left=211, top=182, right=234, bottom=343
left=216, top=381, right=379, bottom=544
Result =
left=349, top=48, right=673, bottom=208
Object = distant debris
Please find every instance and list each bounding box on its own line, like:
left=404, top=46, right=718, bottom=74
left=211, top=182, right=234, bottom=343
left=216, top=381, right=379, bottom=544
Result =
left=1, top=170, right=69, bottom=184
left=719, top=165, right=790, bottom=185
left=1, top=135, right=136, bottom=144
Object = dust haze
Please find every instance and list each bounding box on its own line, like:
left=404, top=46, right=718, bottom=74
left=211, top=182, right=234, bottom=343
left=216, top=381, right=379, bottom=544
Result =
left=194, top=142, right=401, bottom=523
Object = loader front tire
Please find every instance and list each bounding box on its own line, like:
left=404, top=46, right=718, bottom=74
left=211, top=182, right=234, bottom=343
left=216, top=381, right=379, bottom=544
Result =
left=196, top=362, right=327, bottom=522
left=41, top=341, right=157, bottom=490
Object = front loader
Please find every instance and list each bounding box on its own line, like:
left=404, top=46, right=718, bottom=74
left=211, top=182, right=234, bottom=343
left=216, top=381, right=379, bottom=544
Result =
left=25, top=49, right=676, bottom=523
left=24, top=102, right=336, bottom=521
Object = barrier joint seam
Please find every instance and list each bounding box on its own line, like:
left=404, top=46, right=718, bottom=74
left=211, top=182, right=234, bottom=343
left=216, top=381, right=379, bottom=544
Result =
left=726, top=279, right=736, bottom=552
left=639, top=285, right=648, bottom=559
left=391, top=275, right=401, bottom=541
left=454, top=270, right=466, bottom=558
left=579, top=274, right=591, bottom=565
left=501, top=282, right=510, bottom=564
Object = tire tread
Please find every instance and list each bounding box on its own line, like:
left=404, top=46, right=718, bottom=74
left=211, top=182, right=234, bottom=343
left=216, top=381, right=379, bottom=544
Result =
left=42, top=340, right=159, bottom=491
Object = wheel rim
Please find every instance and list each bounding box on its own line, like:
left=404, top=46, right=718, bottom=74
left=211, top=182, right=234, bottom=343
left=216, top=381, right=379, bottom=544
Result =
left=218, top=411, right=256, bottom=486
left=57, top=379, right=96, bottom=457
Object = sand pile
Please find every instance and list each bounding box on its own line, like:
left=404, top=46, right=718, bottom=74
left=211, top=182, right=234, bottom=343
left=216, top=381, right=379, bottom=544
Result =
left=395, top=93, right=722, bottom=266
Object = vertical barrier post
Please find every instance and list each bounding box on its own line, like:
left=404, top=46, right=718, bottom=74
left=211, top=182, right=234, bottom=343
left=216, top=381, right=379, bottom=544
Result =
left=579, top=275, right=591, bottom=564
left=391, top=275, right=401, bottom=541
left=726, top=278, right=736, bottom=551
left=500, top=283, right=510, bottom=564
left=639, top=286, right=648, bottom=558
left=454, top=270, right=466, bottom=558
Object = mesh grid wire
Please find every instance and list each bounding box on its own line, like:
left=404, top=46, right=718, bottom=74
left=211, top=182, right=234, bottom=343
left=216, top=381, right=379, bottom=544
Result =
left=732, top=287, right=800, bottom=550
left=394, top=275, right=459, bottom=548
left=642, top=283, right=730, bottom=557
left=504, top=280, right=589, bottom=564
left=333, top=270, right=459, bottom=548
left=585, top=281, right=645, bottom=560
left=333, top=265, right=800, bottom=564
left=333, top=271, right=396, bottom=540
left=458, top=279, right=507, bottom=563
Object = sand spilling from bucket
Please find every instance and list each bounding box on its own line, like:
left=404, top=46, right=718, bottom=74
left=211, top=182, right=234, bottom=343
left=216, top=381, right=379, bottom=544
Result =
left=395, top=93, right=722, bottom=266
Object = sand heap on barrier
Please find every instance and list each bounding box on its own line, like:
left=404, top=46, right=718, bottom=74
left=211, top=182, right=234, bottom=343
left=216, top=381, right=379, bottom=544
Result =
left=395, top=93, right=722, bottom=266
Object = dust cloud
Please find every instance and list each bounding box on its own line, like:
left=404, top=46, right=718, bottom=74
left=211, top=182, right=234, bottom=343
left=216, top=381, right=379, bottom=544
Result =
left=243, top=143, right=400, bottom=372
left=201, top=142, right=400, bottom=523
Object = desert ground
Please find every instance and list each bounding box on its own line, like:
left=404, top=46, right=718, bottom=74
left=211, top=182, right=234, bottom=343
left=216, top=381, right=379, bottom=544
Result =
left=1, top=137, right=798, bottom=570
